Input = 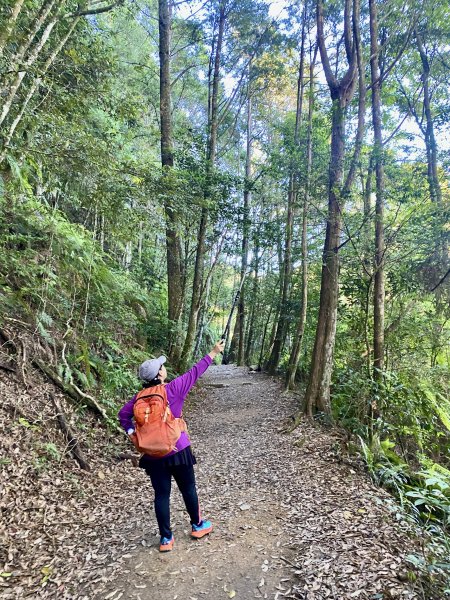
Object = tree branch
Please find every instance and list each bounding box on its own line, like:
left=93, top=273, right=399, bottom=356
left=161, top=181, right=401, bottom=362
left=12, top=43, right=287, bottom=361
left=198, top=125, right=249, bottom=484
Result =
left=316, top=0, right=339, bottom=95
left=430, top=267, right=450, bottom=292
left=68, top=0, right=123, bottom=18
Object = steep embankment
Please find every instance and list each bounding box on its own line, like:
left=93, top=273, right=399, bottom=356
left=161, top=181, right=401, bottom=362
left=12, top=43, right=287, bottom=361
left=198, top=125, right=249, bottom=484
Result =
left=1, top=357, right=427, bottom=599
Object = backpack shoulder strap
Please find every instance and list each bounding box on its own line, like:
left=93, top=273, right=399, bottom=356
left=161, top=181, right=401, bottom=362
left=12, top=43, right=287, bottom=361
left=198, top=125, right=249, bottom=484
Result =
left=136, top=384, right=168, bottom=403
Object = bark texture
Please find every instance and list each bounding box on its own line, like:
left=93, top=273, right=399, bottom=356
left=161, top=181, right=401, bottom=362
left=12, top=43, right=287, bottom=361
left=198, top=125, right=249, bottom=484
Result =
left=304, top=0, right=360, bottom=415
left=369, top=0, right=385, bottom=380
left=159, top=0, right=184, bottom=361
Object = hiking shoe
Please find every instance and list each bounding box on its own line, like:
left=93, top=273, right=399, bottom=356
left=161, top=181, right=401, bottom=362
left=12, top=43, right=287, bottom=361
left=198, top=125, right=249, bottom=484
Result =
left=159, top=534, right=174, bottom=552
left=191, top=519, right=213, bottom=539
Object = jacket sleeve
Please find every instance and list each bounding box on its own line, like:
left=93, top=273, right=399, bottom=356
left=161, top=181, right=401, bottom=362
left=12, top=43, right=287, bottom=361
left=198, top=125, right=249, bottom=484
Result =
left=118, top=395, right=137, bottom=432
left=166, top=355, right=212, bottom=415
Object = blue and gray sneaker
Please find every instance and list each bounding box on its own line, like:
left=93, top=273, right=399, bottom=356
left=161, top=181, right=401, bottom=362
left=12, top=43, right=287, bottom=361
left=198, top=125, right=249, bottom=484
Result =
left=159, top=534, right=174, bottom=552
left=191, top=519, right=213, bottom=539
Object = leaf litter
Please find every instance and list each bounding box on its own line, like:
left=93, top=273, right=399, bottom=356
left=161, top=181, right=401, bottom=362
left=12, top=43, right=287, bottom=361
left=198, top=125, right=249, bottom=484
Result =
left=0, top=362, right=427, bottom=599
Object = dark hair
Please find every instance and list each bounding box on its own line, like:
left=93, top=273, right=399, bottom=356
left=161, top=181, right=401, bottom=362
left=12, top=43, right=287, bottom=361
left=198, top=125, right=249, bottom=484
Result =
left=143, top=376, right=161, bottom=388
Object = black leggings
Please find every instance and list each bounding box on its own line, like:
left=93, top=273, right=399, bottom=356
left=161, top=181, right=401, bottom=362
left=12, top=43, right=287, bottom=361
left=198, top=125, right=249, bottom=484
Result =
left=146, top=463, right=201, bottom=538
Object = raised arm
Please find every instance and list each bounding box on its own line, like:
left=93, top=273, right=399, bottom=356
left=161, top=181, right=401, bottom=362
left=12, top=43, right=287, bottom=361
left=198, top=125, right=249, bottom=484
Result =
left=167, top=341, right=225, bottom=413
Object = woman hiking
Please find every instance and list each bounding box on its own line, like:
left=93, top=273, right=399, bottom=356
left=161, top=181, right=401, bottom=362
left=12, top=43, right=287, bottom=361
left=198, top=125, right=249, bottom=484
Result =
left=118, top=340, right=225, bottom=552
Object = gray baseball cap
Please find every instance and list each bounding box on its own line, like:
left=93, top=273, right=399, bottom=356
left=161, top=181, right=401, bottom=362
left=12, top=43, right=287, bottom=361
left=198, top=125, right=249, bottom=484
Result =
left=138, top=356, right=166, bottom=382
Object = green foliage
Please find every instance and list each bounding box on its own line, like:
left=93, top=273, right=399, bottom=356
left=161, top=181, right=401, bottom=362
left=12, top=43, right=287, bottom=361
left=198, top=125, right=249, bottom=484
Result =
left=0, top=0, right=448, bottom=593
left=43, top=443, right=61, bottom=462
left=0, top=190, right=164, bottom=410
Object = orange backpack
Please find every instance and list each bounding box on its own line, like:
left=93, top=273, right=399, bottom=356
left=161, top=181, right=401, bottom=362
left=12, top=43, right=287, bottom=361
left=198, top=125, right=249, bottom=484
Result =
left=132, top=385, right=187, bottom=458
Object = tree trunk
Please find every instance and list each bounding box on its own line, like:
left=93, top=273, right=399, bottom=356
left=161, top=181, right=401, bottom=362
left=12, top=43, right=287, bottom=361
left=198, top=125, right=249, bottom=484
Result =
left=0, top=0, right=26, bottom=57
left=193, top=273, right=212, bottom=358
left=305, top=100, right=345, bottom=415
left=0, top=10, right=61, bottom=128
left=180, top=4, right=225, bottom=368
left=286, top=46, right=317, bottom=389
left=304, top=0, right=359, bottom=416
left=237, top=91, right=252, bottom=365
left=258, top=290, right=275, bottom=371
left=266, top=20, right=306, bottom=375
left=369, top=0, right=385, bottom=380
left=229, top=86, right=252, bottom=365
left=245, top=229, right=260, bottom=364
left=0, top=16, right=80, bottom=163
left=415, top=30, right=441, bottom=205
left=159, top=0, right=184, bottom=361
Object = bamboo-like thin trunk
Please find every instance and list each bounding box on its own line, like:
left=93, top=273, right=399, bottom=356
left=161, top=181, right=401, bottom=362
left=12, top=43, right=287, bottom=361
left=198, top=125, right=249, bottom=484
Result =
left=0, top=13, right=60, bottom=128
left=286, top=46, right=317, bottom=390
left=229, top=83, right=252, bottom=365
left=237, top=91, right=252, bottom=365
left=0, top=17, right=80, bottom=163
left=0, top=0, right=26, bottom=57
left=369, top=0, right=385, bottom=380
left=245, top=229, right=260, bottom=364
left=415, top=30, right=442, bottom=205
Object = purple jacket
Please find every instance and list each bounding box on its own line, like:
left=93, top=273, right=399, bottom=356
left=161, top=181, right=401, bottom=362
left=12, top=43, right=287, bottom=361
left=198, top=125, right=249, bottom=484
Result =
left=118, top=355, right=212, bottom=457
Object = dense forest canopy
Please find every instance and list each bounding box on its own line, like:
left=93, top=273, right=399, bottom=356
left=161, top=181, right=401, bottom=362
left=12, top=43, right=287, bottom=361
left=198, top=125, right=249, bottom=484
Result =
left=0, top=0, right=449, bottom=585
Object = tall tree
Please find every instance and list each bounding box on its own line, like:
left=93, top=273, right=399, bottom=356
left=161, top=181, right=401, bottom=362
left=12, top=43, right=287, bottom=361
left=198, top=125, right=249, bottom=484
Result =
left=158, top=0, right=185, bottom=362
left=245, top=220, right=261, bottom=364
left=304, top=0, right=360, bottom=415
left=228, top=81, right=252, bottom=365
left=180, top=2, right=226, bottom=369
left=369, top=0, right=385, bottom=380
left=414, top=27, right=442, bottom=206
left=266, top=3, right=307, bottom=375
left=0, top=0, right=26, bottom=58
left=286, top=44, right=318, bottom=390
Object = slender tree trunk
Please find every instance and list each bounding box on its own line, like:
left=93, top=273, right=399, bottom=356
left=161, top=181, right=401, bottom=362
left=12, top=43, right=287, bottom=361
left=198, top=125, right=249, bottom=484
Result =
left=369, top=0, right=385, bottom=379
left=180, top=5, right=225, bottom=368
left=229, top=87, right=252, bottom=365
left=193, top=274, right=211, bottom=358
left=0, top=0, right=26, bottom=57
left=258, top=288, right=275, bottom=371
left=266, top=20, right=306, bottom=374
left=266, top=296, right=281, bottom=361
left=180, top=209, right=207, bottom=368
left=0, top=16, right=80, bottom=163
left=0, top=11, right=61, bottom=128
left=363, top=159, right=373, bottom=378
left=286, top=47, right=317, bottom=389
left=100, top=214, right=105, bottom=251
left=415, top=30, right=441, bottom=205
left=10, top=0, right=60, bottom=68
left=159, top=0, right=184, bottom=362
left=237, top=92, right=252, bottom=365
left=265, top=181, right=294, bottom=372
left=245, top=230, right=260, bottom=364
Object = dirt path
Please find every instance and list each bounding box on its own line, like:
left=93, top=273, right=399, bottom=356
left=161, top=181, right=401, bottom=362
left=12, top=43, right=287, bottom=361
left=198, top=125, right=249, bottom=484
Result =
left=95, top=365, right=420, bottom=600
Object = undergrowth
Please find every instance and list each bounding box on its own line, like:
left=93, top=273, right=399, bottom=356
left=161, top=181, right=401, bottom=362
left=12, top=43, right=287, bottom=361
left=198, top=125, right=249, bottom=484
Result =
left=333, top=367, right=450, bottom=596
left=0, top=191, right=166, bottom=416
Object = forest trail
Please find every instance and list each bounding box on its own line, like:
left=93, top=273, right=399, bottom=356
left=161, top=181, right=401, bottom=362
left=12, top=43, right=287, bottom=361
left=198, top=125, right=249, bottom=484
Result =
left=98, top=365, right=420, bottom=600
